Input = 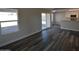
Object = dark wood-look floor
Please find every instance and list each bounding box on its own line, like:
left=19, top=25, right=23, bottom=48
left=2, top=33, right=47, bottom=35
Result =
left=0, top=25, right=79, bottom=51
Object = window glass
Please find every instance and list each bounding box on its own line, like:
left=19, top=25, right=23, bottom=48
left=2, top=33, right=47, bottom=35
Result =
left=0, top=12, right=18, bottom=21
left=0, top=9, right=19, bottom=35
left=1, top=21, right=19, bottom=35
left=1, top=21, right=18, bottom=28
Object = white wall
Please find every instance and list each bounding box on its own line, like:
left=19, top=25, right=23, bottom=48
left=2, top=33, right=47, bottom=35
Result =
left=55, top=12, right=66, bottom=24
left=54, top=10, right=79, bottom=31
left=0, top=8, right=50, bottom=47
left=60, top=21, right=79, bottom=31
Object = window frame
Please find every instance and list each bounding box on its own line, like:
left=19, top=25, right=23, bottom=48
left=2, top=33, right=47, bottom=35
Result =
left=0, top=9, right=19, bottom=35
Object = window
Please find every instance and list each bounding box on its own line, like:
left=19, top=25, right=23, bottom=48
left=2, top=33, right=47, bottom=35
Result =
left=41, top=13, right=47, bottom=29
left=0, top=9, right=19, bottom=35
left=41, top=13, right=51, bottom=30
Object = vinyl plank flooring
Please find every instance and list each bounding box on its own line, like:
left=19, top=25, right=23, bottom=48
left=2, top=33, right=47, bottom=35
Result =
left=0, top=26, right=79, bottom=51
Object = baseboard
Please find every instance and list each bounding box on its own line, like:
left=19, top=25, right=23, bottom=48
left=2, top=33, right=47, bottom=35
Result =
left=0, top=30, right=42, bottom=47
left=61, top=27, right=79, bottom=31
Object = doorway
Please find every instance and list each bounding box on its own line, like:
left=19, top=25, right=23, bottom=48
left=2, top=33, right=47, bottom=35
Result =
left=41, top=13, right=51, bottom=30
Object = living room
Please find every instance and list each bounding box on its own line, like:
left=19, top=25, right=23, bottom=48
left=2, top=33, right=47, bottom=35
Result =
left=0, top=8, right=79, bottom=51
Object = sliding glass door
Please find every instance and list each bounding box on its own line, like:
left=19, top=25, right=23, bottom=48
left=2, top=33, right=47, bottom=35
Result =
left=41, top=13, right=51, bottom=30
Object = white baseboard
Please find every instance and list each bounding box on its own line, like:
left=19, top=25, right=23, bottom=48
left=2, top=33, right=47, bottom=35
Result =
left=61, top=27, right=79, bottom=31
left=0, top=30, right=42, bottom=47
